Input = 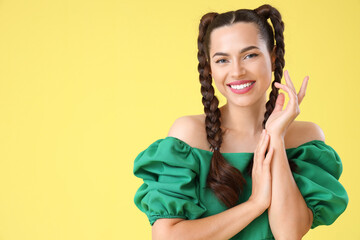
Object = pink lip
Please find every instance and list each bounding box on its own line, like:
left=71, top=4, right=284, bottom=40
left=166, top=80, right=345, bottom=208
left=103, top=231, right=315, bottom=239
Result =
left=227, top=80, right=256, bottom=94
left=227, top=80, right=255, bottom=86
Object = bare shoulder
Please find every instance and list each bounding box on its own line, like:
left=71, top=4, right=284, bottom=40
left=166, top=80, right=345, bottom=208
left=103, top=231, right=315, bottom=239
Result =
left=167, top=114, right=209, bottom=150
left=284, top=120, right=326, bottom=148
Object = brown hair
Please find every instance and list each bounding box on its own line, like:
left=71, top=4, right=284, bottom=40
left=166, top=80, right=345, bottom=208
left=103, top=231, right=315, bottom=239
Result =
left=197, top=4, right=297, bottom=208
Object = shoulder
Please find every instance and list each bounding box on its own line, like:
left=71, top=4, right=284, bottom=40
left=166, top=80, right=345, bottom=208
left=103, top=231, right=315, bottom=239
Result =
left=284, top=120, right=326, bottom=148
left=167, top=114, right=209, bottom=150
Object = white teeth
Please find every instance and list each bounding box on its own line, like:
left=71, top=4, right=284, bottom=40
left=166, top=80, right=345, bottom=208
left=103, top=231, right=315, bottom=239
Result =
left=229, top=82, right=254, bottom=89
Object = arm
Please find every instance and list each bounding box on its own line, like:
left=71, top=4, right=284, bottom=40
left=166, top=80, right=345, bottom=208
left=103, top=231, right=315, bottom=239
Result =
left=267, top=135, right=313, bottom=239
left=153, top=128, right=274, bottom=240
left=264, top=70, right=314, bottom=239
left=152, top=200, right=263, bottom=240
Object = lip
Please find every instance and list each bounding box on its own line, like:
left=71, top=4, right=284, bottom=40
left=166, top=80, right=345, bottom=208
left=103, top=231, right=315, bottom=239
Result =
left=227, top=80, right=256, bottom=94
left=227, top=80, right=255, bottom=86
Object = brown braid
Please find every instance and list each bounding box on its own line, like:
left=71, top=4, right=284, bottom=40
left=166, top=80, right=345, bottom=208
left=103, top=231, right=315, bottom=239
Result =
left=198, top=12, right=246, bottom=208
left=198, top=4, right=298, bottom=208
left=254, top=4, right=286, bottom=129
left=254, top=4, right=298, bottom=172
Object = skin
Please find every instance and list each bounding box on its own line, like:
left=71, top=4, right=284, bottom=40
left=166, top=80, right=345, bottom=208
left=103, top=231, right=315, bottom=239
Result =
left=210, top=22, right=275, bottom=109
left=152, top=22, right=325, bottom=240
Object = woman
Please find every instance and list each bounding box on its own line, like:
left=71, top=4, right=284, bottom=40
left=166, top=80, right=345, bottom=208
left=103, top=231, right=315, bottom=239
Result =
left=133, top=4, right=348, bottom=240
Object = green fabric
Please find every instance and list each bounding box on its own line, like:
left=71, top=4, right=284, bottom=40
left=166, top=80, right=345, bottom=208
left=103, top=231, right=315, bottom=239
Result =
left=133, top=136, right=348, bottom=240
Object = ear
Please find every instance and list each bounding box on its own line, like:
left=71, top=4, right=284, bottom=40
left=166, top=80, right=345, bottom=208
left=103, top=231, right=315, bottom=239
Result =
left=271, top=46, right=276, bottom=72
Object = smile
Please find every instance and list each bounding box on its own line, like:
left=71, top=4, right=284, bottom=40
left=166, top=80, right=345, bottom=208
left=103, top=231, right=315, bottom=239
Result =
left=227, top=81, right=256, bottom=94
left=229, top=82, right=255, bottom=89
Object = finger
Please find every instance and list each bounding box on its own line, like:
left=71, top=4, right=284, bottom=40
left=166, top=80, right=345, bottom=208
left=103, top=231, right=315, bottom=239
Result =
left=264, top=147, right=274, bottom=167
left=254, top=129, right=267, bottom=163
left=258, top=133, right=270, bottom=160
left=274, top=82, right=298, bottom=109
left=253, top=130, right=266, bottom=172
left=254, top=133, right=270, bottom=172
left=272, top=92, right=285, bottom=114
left=255, top=129, right=266, bottom=152
left=284, top=70, right=296, bottom=93
left=297, top=76, right=309, bottom=105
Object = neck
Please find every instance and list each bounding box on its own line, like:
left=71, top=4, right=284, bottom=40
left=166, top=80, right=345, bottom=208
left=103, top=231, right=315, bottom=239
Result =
left=219, top=96, right=267, bottom=136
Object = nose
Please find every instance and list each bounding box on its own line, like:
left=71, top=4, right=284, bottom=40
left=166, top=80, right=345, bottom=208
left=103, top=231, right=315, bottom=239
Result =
left=231, top=60, right=246, bottom=78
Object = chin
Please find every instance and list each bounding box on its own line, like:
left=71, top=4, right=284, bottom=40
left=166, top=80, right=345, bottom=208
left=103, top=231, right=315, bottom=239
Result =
left=227, top=94, right=267, bottom=108
left=228, top=99, right=256, bottom=107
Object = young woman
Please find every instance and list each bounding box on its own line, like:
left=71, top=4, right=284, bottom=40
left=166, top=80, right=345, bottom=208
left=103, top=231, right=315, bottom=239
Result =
left=133, top=4, right=348, bottom=240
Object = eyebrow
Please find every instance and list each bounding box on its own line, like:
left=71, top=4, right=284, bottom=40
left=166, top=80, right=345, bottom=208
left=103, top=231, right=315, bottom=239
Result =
left=212, top=46, right=259, bottom=58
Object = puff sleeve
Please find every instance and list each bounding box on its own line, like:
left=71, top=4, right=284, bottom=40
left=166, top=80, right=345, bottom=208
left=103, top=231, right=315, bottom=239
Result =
left=133, top=137, right=207, bottom=225
left=288, top=140, right=349, bottom=229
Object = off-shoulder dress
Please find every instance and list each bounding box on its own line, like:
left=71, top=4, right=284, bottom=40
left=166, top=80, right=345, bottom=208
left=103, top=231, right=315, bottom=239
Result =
left=133, top=136, right=348, bottom=240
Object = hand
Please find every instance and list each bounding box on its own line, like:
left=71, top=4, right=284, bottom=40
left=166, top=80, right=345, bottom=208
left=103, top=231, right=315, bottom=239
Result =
left=248, top=129, right=274, bottom=211
left=265, top=70, right=309, bottom=138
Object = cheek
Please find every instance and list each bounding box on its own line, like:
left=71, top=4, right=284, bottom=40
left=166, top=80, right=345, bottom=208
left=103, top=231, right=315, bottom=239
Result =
left=210, top=68, right=226, bottom=92
left=212, top=77, right=227, bottom=96
left=263, top=73, right=273, bottom=94
left=257, top=60, right=273, bottom=85
left=212, top=74, right=226, bottom=96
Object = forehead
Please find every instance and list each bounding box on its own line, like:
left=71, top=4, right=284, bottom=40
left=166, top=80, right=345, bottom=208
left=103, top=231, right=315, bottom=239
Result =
left=209, top=22, right=266, bottom=53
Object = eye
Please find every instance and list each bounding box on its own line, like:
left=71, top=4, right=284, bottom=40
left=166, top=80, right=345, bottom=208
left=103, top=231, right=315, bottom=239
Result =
left=244, top=53, right=259, bottom=59
left=215, top=59, right=228, bottom=64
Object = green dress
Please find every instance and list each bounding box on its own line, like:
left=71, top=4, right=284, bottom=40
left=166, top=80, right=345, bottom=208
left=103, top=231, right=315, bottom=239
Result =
left=133, top=136, right=348, bottom=239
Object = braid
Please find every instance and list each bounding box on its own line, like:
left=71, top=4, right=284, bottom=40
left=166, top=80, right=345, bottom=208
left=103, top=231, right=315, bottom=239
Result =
left=198, top=12, right=222, bottom=150
left=254, top=5, right=298, bottom=173
left=198, top=13, right=246, bottom=208
left=254, top=4, right=285, bottom=129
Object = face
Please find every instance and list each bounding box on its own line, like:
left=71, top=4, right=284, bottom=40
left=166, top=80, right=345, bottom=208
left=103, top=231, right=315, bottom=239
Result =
left=209, top=22, right=276, bottom=107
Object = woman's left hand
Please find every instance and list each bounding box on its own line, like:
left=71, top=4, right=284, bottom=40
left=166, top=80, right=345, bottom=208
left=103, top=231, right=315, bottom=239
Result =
left=265, top=70, right=309, bottom=138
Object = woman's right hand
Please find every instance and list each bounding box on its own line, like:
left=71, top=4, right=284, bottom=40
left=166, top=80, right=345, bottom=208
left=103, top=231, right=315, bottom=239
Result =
left=248, top=129, right=274, bottom=212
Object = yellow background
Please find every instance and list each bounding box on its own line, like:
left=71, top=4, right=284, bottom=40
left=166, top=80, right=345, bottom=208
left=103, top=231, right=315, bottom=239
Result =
left=0, top=0, right=358, bottom=239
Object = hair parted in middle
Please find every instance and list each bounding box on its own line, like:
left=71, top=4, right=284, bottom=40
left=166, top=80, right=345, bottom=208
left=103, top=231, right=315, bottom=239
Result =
left=197, top=4, right=298, bottom=208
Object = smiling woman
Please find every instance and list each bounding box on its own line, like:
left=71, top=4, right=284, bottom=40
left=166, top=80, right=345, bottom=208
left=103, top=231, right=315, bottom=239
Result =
left=209, top=23, right=274, bottom=108
left=133, top=4, right=348, bottom=240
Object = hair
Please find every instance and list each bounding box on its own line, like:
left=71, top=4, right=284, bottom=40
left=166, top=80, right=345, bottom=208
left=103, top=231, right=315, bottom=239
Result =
left=197, top=4, right=298, bottom=208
